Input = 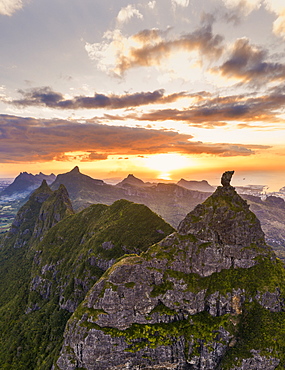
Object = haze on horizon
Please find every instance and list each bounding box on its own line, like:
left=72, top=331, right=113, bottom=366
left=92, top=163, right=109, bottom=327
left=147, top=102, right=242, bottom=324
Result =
left=0, top=0, right=284, bottom=191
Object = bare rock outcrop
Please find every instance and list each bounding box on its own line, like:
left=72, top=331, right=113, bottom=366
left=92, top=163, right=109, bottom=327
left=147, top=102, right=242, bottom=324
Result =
left=55, top=172, right=285, bottom=370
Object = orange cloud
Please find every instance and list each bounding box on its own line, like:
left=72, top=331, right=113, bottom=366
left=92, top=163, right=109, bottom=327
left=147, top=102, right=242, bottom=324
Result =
left=116, top=24, right=223, bottom=74
left=0, top=114, right=269, bottom=163
left=85, top=24, right=224, bottom=77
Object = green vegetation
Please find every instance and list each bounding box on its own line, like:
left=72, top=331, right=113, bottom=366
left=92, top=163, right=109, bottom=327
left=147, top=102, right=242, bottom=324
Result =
left=0, top=196, right=174, bottom=370
left=150, top=280, right=174, bottom=297
left=221, top=302, right=285, bottom=369
left=72, top=238, right=285, bottom=365
left=90, top=311, right=234, bottom=354
left=2, top=175, right=285, bottom=369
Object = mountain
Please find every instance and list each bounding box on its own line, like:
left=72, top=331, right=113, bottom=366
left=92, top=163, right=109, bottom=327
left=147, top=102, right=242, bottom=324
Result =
left=242, top=194, right=285, bottom=260
left=0, top=171, right=56, bottom=199
left=4, top=166, right=285, bottom=262
left=51, top=166, right=105, bottom=192
left=116, top=174, right=147, bottom=188
left=177, top=178, right=215, bottom=192
left=56, top=171, right=285, bottom=370
left=2, top=180, right=53, bottom=249
left=50, top=167, right=285, bottom=261
left=32, top=184, right=74, bottom=242
left=50, top=167, right=210, bottom=226
left=50, top=166, right=127, bottom=210
left=0, top=185, right=174, bottom=369
left=0, top=181, right=74, bottom=370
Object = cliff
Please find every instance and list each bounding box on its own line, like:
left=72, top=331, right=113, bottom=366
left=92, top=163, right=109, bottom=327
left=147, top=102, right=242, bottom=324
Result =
left=56, top=171, right=285, bottom=370
left=0, top=187, right=174, bottom=369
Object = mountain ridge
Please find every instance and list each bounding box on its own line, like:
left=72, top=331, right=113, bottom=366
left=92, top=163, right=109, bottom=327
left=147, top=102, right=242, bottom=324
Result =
left=0, top=183, right=174, bottom=369
left=0, top=171, right=56, bottom=199
left=2, top=167, right=285, bottom=260
left=56, top=171, right=285, bottom=370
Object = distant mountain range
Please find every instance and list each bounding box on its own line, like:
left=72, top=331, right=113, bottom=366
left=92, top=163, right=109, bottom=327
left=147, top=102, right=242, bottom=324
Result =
left=1, top=171, right=285, bottom=369
left=0, top=171, right=55, bottom=200
left=0, top=181, right=174, bottom=369
left=177, top=178, right=215, bottom=192
left=49, top=167, right=211, bottom=227
left=2, top=166, right=285, bottom=260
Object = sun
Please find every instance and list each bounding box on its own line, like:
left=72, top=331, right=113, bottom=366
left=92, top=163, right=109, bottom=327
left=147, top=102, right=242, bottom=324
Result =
left=142, top=153, right=194, bottom=180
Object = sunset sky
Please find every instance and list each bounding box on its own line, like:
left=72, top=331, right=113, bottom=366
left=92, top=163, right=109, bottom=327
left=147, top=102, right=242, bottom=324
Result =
left=0, top=0, right=285, bottom=189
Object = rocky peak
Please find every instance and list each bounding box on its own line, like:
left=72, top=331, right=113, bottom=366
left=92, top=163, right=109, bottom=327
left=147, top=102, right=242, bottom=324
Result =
left=2, top=181, right=74, bottom=249
left=30, top=179, right=53, bottom=202
left=32, top=183, right=74, bottom=242
left=221, top=170, right=234, bottom=187
left=70, top=166, right=80, bottom=174
left=178, top=171, right=266, bottom=247
left=51, top=167, right=105, bottom=199
left=116, top=173, right=145, bottom=187
left=3, top=181, right=53, bottom=248
left=0, top=172, right=56, bottom=198
left=55, top=171, right=284, bottom=370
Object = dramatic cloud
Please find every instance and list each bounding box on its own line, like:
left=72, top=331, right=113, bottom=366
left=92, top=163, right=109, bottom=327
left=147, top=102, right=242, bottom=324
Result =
left=0, top=0, right=24, bottom=16
left=9, top=87, right=188, bottom=109
left=7, top=85, right=285, bottom=128
left=215, top=38, right=285, bottom=85
left=114, top=90, right=285, bottom=126
left=0, top=114, right=267, bottom=163
left=116, top=4, right=143, bottom=24
left=85, top=24, right=224, bottom=76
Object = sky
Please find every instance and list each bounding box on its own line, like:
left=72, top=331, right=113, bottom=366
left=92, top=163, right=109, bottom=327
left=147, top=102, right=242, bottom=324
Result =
left=0, top=0, right=285, bottom=189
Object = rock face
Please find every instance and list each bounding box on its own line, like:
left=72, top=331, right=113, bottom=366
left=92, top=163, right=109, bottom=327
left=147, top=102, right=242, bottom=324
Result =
left=2, top=180, right=74, bottom=249
left=0, top=187, right=174, bottom=369
left=221, top=170, right=234, bottom=187
left=2, top=180, right=53, bottom=248
left=29, top=199, right=174, bottom=314
left=32, top=184, right=74, bottom=241
left=56, top=172, right=285, bottom=370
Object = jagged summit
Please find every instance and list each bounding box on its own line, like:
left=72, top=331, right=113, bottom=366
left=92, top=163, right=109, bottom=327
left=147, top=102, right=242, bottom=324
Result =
left=36, top=179, right=49, bottom=190
left=51, top=166, right=105, bottom=200
left=221, top=170, right=234, bottom=187
left=2, top=181, right=73, bottom=249
left=56, top=171, right=284, bottom=370
left=0, top=171, right=56, bottom=198
left=32, top=183, right=74, bottom=241
left=70, top=165, right=80, bottom=173
left=116, top=173, right=145, bottom=187
left=178, top=171, right=266, bottom=247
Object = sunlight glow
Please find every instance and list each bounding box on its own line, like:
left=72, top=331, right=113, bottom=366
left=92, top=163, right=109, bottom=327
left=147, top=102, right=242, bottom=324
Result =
left=142, top=153, right=194, bottom=179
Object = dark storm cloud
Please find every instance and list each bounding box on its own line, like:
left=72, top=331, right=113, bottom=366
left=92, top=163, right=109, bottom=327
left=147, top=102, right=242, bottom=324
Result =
left=0, top=114, right=267, bottom=163
left=9, top=87, right=188, bottom=109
